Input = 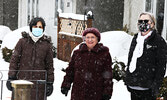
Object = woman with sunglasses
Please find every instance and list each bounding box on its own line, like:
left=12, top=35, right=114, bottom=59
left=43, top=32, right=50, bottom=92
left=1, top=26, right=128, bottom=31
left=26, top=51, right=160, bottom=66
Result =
left=124, top=12, right=167, bottom=100
left=61, top=28, right=113, bottom=100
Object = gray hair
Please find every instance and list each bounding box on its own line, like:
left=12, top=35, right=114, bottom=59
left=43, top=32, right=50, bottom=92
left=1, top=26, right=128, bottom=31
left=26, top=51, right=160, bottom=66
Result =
left=138, top=12, right=156, bottom=30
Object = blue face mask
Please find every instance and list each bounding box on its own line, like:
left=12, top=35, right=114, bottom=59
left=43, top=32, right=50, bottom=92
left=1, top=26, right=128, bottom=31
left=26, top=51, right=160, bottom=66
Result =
left=32, top=28, right=43, bottom=37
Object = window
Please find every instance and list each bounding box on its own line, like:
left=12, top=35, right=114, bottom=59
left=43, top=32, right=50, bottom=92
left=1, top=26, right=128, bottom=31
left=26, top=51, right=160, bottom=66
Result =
left=145, top=0, right=165, bottom=35
left=145, top=0, right=152, bottom=12
left=156, top=0, right=164, bottom=35
left=54, top=0, right=58, bottom=26
left=27, top=0, right=39, bottom=24
left=61, top=0, right=65, bottom=13
left=28, top=0, right=30, bottom=24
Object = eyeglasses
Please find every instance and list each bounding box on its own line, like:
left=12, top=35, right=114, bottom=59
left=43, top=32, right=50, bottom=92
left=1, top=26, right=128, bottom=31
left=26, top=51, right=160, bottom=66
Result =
left=138, top=20, right=149, bottom=24
left=85, top=36, right=97, bottom=40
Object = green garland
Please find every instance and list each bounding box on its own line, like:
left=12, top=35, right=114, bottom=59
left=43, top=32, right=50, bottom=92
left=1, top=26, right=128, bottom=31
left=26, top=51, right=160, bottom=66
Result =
left=2, top=47, right=13, bottom=62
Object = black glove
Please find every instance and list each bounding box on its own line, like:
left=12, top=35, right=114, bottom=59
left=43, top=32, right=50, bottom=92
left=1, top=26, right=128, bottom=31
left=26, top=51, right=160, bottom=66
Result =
left=102, top=94, right=111, bottom=100
left=6, top=76, right=17, bottom=91
left=46, top=82, right=54, bottom=96
left=151, top=87, right=159, bottom=97
left=150, top=83, right=159, bottom=97
left=61, top=87, right=69, bottom=96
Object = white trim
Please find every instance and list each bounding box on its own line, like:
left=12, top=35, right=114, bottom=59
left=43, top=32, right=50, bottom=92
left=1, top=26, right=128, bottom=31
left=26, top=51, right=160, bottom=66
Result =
left=144, top=0, right=146, bottom=11
left=54, top=0, right=58, bottom=27
left=18, top=0, right=29, bottom=27
left=72, top=0, right=76, bottom=13
left=162, top=0, right=167, bottom=40
left=152, top=0, right=157, bottom=18
left=30, top=0, right=32, bottom=20
left=18, top=0, right=22, bottom=28
left=34, top=0, right=37, bottom=17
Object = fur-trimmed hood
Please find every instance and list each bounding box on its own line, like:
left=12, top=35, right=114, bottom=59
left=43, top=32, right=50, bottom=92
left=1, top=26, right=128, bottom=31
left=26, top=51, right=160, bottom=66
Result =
left=21, top=31, right=52, bottom=43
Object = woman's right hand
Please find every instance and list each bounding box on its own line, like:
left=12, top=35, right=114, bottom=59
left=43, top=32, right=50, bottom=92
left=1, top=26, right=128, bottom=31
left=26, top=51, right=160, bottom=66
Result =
left=61, top=87, right=69, bottom=96
left=6, top=76, right=17, bottom=91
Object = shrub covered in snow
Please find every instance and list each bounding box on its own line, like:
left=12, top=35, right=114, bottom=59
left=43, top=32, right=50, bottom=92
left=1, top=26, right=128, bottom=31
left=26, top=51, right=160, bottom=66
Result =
left=0, top=25, right=11, bottom=41
left=112, top=57, right=126, bottom=81
left=1, top=26, right=29, bottom=62
left=0, top=25, right=11, bottom=48
left=1, top=26, right=30, bottom=49
left=158, top=76, right=167, bottom=99
left=2, top=47, right=13, bottom=62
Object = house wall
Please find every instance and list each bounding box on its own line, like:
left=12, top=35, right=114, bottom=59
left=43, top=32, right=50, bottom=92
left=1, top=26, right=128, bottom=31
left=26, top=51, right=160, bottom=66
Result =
left=76, top=0, right=124, bottom=33
left=0, top=0, right=18, bottom=30
left=38, top=0, right=57, bottom=47
left=123, top=0, right=145, bottom=34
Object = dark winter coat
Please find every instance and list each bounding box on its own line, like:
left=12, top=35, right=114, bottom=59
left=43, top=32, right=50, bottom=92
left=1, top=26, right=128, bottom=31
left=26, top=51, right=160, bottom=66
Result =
left=8, top=32, right=54, bottom=100
left=61, top=43, right=113, bottom=100
left=124, top=30, right=167, bottom=94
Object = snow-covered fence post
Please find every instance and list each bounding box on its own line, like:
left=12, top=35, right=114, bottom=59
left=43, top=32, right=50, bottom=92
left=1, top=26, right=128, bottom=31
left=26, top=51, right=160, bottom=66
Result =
left=11, top=80, right=33, bottom=100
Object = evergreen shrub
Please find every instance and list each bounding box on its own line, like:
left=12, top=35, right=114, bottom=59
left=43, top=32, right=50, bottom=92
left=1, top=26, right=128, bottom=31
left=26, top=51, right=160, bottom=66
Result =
left=2, top=47, right=13, bottom=62
left=112, top=57, right=126, bottom=81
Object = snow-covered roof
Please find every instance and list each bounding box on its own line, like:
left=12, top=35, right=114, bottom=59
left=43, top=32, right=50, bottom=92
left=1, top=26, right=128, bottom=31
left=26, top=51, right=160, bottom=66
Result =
left=59, top=13, right=87, bottom=20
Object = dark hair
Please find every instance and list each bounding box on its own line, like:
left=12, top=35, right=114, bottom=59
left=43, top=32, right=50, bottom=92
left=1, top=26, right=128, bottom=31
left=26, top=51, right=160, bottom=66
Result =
left=29, top=17, right=46, bottom=32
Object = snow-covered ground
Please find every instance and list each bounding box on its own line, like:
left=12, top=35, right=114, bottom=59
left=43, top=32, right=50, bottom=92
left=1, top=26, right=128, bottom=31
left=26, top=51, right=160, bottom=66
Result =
left=0, top=26, right=133, bottom=100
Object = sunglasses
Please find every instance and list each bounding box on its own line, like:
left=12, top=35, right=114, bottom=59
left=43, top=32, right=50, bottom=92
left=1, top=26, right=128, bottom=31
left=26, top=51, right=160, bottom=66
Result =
left=138, top=20, right=149, bottom=24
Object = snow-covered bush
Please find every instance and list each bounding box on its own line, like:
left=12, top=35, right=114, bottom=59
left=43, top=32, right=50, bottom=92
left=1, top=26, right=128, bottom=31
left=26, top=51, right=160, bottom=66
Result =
left=0, top=25, right=11, bottom=48
left=1, top=26, right=29, bottom=49
left=2, top=47, right=13, bottom=62
left=158, top=76, right=167, bottom=99
left=112, top=57, right=126, bottom=81
left=1, top=26, right=29, bottom=62
left=100, top=31, right=132, bottom=63
left=0, top=25, right=11, bottom=41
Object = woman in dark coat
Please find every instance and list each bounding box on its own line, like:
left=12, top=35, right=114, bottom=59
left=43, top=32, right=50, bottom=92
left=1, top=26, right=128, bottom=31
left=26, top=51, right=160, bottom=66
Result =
left=124, top=12, right=167, bottom=100
left=61, top=28, right=113, bottom=100
left=6, top=17, right=54, bottom=100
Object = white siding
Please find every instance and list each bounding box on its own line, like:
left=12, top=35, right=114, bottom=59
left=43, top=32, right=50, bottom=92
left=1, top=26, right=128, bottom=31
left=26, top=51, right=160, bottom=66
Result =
left=18, top=0, right=28, bottom=28
left=123, top=0, right=145, bottom=34
left=38, top=0, right=57, bottom=47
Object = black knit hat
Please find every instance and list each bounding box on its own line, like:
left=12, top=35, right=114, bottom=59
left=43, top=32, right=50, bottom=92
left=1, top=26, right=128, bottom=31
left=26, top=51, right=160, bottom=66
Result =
left=82, top=27, right=101, bottom=42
